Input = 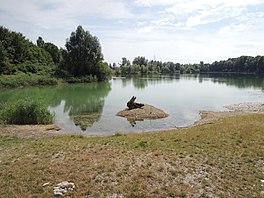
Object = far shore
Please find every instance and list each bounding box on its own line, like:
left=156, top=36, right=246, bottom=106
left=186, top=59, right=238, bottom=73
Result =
left=0, top=102, right=263, bottom=138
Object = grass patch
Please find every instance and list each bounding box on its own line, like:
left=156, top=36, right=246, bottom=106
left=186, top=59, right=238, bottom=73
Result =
left=0, top=114, right=263, bottom=197
left=0, top=98, right=53, bottom=124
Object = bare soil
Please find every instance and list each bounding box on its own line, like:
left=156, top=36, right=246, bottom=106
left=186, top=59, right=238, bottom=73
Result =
left=0, top=124, right=61, bottom=138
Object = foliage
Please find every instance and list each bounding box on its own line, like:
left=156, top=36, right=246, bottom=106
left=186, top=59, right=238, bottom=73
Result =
left=95, top=61, right=112, bottom=81
left=65, top=75, right=97, bottom=83
left=209, top=55, right=264, bottom=73
left=114, top=55, right=264, bottom=76
left=0, top=25, right=112, bottom=88
left=0, top=98, right=53, bottom=124
left=0, top=26, right=54, bottom=75
left=59, top=25, right=108, bottom=79
left=0, top=73, right=58, bottom=89
left=132, top=56, right=148, bottom=66
left=37, top=37, right=61, bottom=64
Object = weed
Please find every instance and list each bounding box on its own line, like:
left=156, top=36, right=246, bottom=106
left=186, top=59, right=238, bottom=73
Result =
left=135, top=140, right=147, bottom=148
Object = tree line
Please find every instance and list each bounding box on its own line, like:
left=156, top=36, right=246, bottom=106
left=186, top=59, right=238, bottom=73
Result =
left=0, top=25, right=111, bottom=85
left=111, top=55, right=264, bottom=76
left=1, top=25, right=263, bottom=88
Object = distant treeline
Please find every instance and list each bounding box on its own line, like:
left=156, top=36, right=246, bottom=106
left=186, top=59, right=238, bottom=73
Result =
left=0, top=25, right=111, bottom=88
left=111, top=55, right=264, bottom=76
left=0, top=25, right=263, bottom=89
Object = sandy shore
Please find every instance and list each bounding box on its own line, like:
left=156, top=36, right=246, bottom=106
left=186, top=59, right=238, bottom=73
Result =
left=194, top=102, right=264, bottom=126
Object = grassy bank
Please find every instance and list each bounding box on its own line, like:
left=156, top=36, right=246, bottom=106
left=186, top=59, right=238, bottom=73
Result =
left=0, top=74, right=58, bottom=89
left=0, top=114, right=263, bottom=197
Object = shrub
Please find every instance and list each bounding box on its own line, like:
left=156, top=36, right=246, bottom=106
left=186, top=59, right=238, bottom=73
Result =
left=1, top=99, right=53, bottom=124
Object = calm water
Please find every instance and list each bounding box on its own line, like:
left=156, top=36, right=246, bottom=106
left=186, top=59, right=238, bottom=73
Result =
left=0, top=74, right=263, bottom=135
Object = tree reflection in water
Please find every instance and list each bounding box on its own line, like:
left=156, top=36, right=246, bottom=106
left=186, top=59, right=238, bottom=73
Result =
left=50, top=82, right=111, bottom=130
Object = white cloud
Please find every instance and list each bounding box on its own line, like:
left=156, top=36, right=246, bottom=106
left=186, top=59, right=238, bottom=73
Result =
left=152, top=18, right=173, bottom=26
left=134, top=0, right=152, bottom=7
left=137, top=26, right=154, bottom=33
left=1, top=0, right=264, bottom=63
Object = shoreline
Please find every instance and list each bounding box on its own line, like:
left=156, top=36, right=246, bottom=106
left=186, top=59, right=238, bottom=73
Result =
left=193, top=102, right=264, bottom=126
left=0, top=102, right=263, bottom=138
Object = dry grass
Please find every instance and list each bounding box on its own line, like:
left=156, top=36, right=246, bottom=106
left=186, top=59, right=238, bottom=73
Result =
left=0, top=114, right=263, bottom=197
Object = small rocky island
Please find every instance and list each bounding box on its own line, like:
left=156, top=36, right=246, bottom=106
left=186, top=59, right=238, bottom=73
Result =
left=116, top=96, right=169, bottom=121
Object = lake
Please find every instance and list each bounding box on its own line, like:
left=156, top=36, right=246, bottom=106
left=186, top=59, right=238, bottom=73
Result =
left=0, top=74, right=263, bottom=135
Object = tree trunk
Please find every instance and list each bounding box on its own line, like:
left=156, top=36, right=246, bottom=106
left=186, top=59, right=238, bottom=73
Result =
left=127, top=96, right=144, bottom=110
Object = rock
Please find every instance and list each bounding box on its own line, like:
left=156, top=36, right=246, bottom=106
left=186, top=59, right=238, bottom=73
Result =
left=42, top=182, right=50, bottom=187
left=53, top=181, right=75, bottom=196
left=54, top=191, right=63, bottom=196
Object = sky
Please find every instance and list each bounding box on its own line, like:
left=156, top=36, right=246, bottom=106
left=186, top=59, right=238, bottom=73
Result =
left=1, top=0, right=264, bottom=64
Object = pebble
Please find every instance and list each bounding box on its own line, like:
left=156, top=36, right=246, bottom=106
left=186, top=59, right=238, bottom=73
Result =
left=53, top=181, right=75, bottom=196
left=42, top=182, right=50, bottom=187
left=225, top=102, right=264, bottom=112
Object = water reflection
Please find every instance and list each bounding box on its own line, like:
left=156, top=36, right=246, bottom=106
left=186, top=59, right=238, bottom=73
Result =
left=120, top=75, right=180, bottom=90
left=127, top=117, right=144, bottom=127
left=0, top=82, right=111, bottom=131
left=117, top=74, right=264, bottom=90
left=199, top=73, right=264, bottom=89
left=49, top=82, right=111, bottom=131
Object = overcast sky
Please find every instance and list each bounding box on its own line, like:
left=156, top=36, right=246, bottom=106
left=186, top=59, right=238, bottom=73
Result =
left=1, top=0, right=264, bottom=64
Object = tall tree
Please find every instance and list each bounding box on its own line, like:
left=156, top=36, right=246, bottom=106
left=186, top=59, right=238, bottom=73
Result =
left=61, top=25, right=104, bottom=76
left=37, top=36, right=45, bottom=48
left=37, top=37, right=61, bottom=64
left=132, top=56, right=148, bottom=66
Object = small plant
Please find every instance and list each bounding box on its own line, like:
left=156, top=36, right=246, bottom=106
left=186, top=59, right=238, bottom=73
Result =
left=135, top=140, right=148, bottom=148
left=1, top=98, right=53, bottom=124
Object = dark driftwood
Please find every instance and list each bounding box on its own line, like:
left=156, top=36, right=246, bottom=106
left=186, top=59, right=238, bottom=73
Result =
left=127, top=96, right=144, bottom=110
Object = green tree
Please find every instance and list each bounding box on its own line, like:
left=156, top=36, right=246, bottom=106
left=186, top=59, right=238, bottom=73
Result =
left=61, top=25, right=104, bottom=77
left=43, top=42, right=61, bottom=64
left=37, top=37, right=61, bottom=64
left=37, top=36, right=45, bottom=48
left=120, top=57, right=130, bottom=67
left=0, top=41, right=5, bottom=65
left=0, top=26, right=54, bottom=72
left=132, top=56, right=148, bottom=66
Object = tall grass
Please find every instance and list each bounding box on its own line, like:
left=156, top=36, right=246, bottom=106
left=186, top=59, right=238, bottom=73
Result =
left=0, top=98, right=53, bottom=124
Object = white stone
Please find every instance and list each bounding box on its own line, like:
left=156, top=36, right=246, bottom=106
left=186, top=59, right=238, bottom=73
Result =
left=53, top=190, right=63, bottom=196
left=53, top=181, right=75, bottom=196
left=42, top=182, right=50, bottom=187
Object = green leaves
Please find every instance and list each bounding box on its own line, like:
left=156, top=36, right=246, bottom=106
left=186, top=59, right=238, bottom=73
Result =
left=0, top=26, right=55, bottom=75
left=0, top=98, right=54, bottom=124
left=61, top=25, right=105, bottom=78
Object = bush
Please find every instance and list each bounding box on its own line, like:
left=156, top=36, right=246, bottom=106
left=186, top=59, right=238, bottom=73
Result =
left=0, top=99, right=53, bottom=124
